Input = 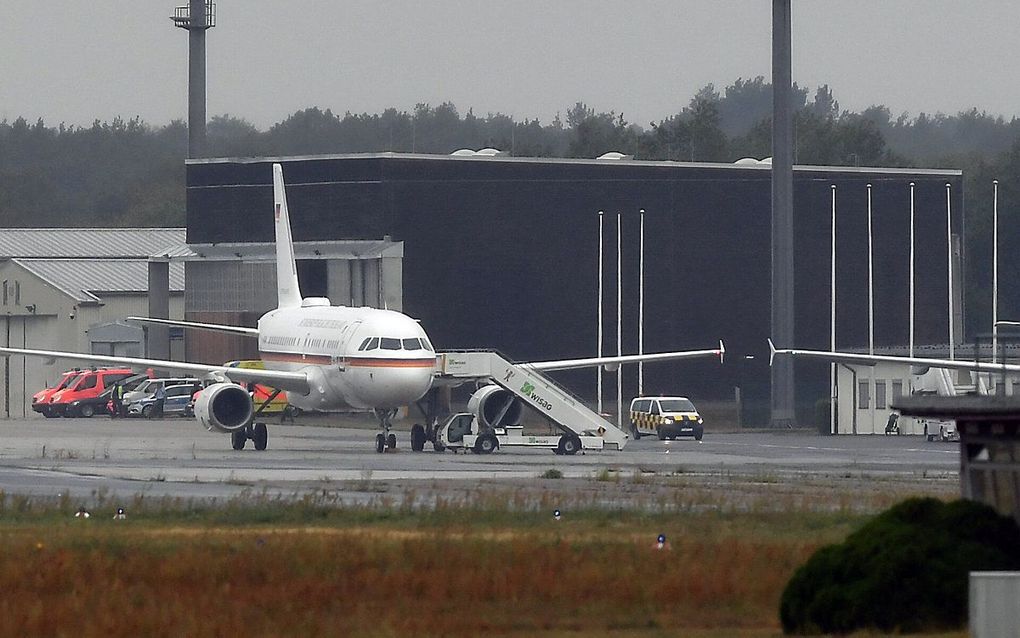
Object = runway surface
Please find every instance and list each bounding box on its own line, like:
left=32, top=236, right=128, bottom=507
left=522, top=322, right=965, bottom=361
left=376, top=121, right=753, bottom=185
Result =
left=0, top=416, right=961, bottom=502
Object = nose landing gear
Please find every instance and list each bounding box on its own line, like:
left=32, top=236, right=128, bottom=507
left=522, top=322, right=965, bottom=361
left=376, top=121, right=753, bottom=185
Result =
left=374, top=408, right=399, bottom=453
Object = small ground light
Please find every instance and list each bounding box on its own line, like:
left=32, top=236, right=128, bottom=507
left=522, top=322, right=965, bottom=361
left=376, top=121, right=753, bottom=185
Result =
left=114, top=508, right=126, bottom=520
left=656, top=534, right=667, bottom=550
left=553, top=509, right=561, bottom=521
left=74, top=506, right=90, bottom=519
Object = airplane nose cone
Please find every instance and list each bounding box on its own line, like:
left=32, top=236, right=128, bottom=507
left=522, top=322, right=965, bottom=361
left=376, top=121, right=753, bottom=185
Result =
left=356, top=366, right=433, bottom=407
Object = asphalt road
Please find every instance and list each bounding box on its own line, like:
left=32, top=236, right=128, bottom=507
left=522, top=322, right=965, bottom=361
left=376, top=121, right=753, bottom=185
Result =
left=0, top=415, right=961, bottom=502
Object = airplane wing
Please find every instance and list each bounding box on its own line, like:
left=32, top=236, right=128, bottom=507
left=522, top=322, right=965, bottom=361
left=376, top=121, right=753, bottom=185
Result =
left=525, top=341, right=725, bottom=372
left=127, top=316, right=259, bottom=337
left=0, top=346, right=310, bottom=394
left=768, top=339, right=1020, bottom=375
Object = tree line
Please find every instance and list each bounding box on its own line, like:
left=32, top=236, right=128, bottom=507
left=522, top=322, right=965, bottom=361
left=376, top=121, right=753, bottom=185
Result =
left=2, top=77, right=1019, bottom=335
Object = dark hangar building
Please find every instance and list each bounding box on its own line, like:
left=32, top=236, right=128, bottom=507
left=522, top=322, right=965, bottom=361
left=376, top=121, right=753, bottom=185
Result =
left=185, top=153, right=963, bottom=425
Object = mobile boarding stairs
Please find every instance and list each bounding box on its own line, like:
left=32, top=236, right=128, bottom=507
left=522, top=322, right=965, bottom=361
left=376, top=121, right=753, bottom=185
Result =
left=435, top=351, right=630, bottom=453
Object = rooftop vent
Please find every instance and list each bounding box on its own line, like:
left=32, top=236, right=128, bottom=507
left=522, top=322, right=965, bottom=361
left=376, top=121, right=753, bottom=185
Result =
left=450, top=148, right=505, bottom=157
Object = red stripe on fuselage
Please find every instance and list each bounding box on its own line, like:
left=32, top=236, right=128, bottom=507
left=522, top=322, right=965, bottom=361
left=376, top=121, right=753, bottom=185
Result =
left=346, top=357, right=436, bottom=369
left=259, top=352, right=332, bottom=365
left=259, top=352, right=436, bottom=369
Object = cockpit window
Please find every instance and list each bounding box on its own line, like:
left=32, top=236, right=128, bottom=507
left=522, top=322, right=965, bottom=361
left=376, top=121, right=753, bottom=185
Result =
left=380, top=337, right=402, bottom=350
left=358, top=337, right=372, bottom=351
left=365, top=337, right=379, bottom=351
left=420, top=337, right=434, bottom=352
left=402, top=338, right=422, bottom=351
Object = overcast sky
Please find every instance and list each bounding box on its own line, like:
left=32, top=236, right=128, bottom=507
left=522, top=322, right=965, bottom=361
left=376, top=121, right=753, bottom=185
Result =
left=2, top=1, right=1017, bottom=129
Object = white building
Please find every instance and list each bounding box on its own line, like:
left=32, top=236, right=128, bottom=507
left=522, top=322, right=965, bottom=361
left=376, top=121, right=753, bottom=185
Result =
left=833, top=345, right=1020, bottom=436
left=0, top=229, right=186, bottom=418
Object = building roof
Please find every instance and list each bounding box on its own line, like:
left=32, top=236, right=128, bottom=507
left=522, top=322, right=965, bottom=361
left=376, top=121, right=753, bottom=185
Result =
left=181, top=240, right=402, bottom=261
left=187, top=151, right=963, bottom=177
left=0, top=228, right=186, bottom=259
left=13, top=258, right=185, bottom=303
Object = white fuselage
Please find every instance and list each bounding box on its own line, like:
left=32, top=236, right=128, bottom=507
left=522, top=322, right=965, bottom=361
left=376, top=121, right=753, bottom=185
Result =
left=256, top=303, right=435, bottom=412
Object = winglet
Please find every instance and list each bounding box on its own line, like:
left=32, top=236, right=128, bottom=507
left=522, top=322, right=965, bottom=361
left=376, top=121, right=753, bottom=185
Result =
left=718, top=340, right=725, bottom=364
left=768, top=338, right=777, bottom=366
left=273, top=163, right=303, bottom=309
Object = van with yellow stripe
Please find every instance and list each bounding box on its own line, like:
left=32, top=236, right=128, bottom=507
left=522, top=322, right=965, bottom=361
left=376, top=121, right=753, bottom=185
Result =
left=629, top=396, right=704, bottom=441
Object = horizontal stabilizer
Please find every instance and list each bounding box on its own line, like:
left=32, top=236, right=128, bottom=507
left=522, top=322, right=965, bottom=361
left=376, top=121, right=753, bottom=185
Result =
left=769, top=340, right=1020, bottom=375
left=525, top=344, right=724, bottom=372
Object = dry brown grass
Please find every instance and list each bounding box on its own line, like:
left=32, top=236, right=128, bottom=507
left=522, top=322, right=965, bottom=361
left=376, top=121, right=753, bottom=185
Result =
left=0, top=511, right=860, bottom=637
left=0, top=473, right=962, bottom=637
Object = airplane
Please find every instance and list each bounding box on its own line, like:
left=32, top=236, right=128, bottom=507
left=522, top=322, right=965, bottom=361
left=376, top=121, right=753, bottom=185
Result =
left=0, top=163, right=724, bottom=453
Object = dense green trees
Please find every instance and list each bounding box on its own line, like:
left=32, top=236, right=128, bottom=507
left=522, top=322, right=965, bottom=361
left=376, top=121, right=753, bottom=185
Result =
left=2, top=78, right=1019, bottom=332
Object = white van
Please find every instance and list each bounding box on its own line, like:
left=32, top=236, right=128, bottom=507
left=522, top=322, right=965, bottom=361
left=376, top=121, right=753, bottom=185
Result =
left=629, top=396, right=704, bottom=441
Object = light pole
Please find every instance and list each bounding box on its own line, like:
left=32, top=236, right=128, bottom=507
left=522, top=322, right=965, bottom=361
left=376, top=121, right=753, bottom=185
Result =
left=830, top=184, right=836, bottom=435
left=993, top=180, right=999, bottom=364
left=867, top=183, right=875, bottom=433
left=597, top=212, right=604, bottom=413
left=947, top=183, right=955, bottom=360
left=616, top=211, right=623, bottom=428
left=638, top=209, right=645, bottom=396
left=909, top=182, right=915, bottom=359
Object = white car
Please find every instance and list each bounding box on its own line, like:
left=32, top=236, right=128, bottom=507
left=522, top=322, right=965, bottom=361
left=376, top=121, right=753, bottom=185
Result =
left=629, top=396, right=704, bottom=441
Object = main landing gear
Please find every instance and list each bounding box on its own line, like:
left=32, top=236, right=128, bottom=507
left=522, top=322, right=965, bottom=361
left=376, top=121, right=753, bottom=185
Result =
left=229, top=388, right=282, bottom=451
left=231, top=422, right=268, bottom=451
left=410, top=389, right=446, bottom=452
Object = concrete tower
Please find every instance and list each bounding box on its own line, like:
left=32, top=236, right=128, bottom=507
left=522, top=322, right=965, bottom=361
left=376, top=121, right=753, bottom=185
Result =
left=771, top=0, right=795, bottom=426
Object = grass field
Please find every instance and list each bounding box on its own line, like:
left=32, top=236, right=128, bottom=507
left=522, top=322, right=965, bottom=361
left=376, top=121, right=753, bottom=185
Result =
left=0, top=476, right=964, bottom=637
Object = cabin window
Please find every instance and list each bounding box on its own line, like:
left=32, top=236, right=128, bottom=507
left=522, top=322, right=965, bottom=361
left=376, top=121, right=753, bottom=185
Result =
left=380, top=337, right=401, bottom=350
left=403, top=338, right=422, bottom=350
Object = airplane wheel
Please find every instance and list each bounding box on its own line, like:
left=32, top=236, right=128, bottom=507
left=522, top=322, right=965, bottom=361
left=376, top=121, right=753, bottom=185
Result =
left=387, top=433, right=397, bottom=450
left=231, top=430, right=247, bottom=450
left=253, top=423, right=268, bottom=451
left=410, top=424, right=426, bottom=452
left=375, top=433, right=386, bottom=453
left=557, top=434, right=581, bottom=456
left=474, top=433, right=498, bottom=455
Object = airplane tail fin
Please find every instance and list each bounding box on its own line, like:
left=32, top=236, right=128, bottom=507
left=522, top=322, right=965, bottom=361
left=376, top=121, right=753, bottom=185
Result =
left=273, top=163, right=302, bottom=309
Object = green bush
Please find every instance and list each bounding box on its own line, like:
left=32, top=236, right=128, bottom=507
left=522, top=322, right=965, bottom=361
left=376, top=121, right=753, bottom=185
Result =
left=780, top=497, right=1020, bottom=634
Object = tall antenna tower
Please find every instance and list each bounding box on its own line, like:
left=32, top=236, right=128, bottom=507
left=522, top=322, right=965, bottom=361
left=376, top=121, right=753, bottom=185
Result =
left=171, top=1, right=216, bottom=159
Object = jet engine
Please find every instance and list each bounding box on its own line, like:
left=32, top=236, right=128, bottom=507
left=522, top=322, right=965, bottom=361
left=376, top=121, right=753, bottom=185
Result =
left=468, top=384, right=523, bottom=428
left=194, top=382, right=254, bottom=433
